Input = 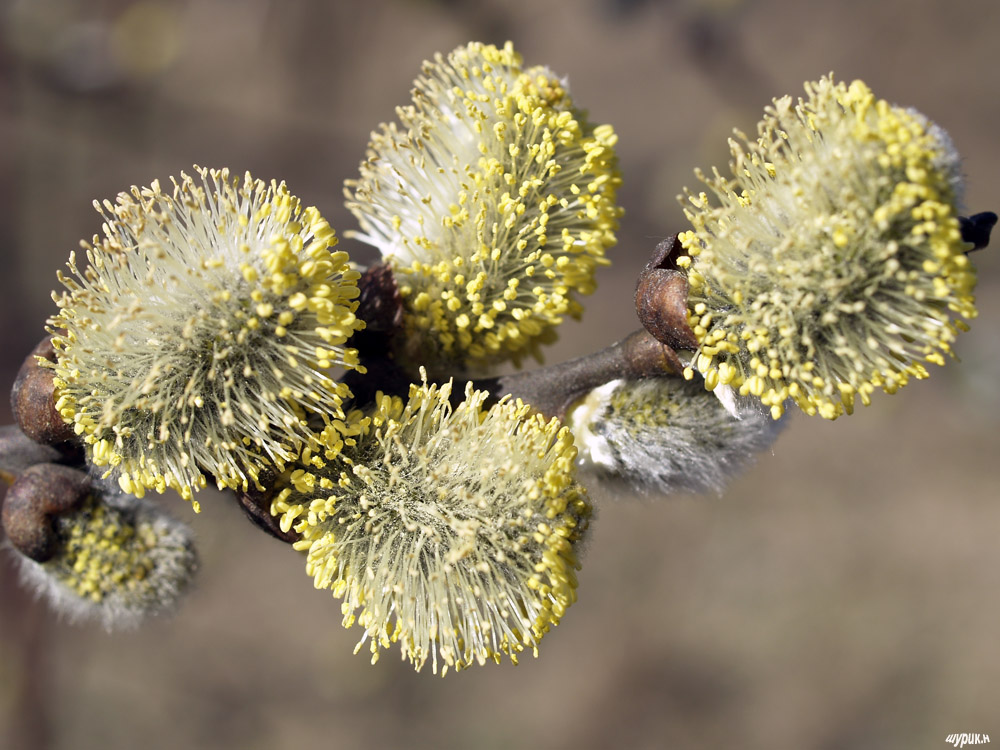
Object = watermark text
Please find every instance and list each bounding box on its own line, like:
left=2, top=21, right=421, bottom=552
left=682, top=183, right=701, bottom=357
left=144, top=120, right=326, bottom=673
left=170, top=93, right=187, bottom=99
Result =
left=947, top=734, right=990, bottom=748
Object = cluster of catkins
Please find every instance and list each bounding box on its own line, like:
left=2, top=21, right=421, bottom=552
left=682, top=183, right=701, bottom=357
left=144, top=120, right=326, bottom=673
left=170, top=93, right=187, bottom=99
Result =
left=0, top=42, right=986, bottom=674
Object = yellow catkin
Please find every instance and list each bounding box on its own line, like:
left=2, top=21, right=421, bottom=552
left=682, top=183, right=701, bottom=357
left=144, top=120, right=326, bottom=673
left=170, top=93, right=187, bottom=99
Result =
left=48, top=167, right=366, bottom=504
left=271, top=378, right=590, bottom=674
left=678, top=76, right=976, bottom=419
left=346, top=42, right=622, bottom=369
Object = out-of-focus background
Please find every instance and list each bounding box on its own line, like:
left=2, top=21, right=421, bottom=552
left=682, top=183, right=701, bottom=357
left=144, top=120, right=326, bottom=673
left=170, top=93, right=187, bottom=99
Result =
left=1, top=1, right=998, bottom=748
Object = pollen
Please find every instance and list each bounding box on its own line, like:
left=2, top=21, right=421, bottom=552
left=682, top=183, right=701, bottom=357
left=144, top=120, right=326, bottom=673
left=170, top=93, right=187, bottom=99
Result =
left=47, top=167, right=366, bottom=503
left=678, top=76, right=976, bottom=419
left=14, top=490, right=198, bottom=630
left=345, top=41, right=622, bottom=369
left=271, top=378, right=590, bottom=674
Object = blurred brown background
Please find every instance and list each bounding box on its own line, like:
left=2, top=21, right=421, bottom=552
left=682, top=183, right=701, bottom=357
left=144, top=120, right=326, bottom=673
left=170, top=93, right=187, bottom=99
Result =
left=1, top=1, right=999, bottom=748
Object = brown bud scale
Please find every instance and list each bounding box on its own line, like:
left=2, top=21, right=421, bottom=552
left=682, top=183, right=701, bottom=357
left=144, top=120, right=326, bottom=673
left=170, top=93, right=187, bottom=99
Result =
left=11, top=338, right=78, bottom=447
left=235, top=467, right=300, bottom=545
left=2, top=463, right=92, bottom=562
left=635, top=236, right=699, bottom=351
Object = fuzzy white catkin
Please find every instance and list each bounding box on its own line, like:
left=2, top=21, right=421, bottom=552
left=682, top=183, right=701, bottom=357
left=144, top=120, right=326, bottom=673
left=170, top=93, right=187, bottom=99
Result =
left=567, top=377, right=786, bottom=495
left=11, top=490, right=198, bottom=631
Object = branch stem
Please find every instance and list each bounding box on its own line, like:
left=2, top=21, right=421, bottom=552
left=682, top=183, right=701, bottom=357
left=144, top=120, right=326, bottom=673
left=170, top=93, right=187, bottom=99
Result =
left=480, top=329, right=686, bottom=420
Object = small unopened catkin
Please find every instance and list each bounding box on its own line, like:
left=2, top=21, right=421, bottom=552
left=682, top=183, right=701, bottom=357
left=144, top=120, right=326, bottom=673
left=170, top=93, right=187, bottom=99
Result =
left=12, top=488, right=198, bottom=630
left=567, top=376, right=785, bottom=495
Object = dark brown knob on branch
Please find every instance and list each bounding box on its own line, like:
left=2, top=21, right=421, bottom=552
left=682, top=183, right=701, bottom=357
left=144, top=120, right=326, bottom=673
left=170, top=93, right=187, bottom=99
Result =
left=235, top=469, right=301, bottom=545
left=960, top=211, right=997, bottom=252
left=351, top=262, right=404, bottom=356
left=11, top=338, right=78, bottom=448
left=635, top=236, right=699, bottom=352
left=2, top=463, right=92, bottom=562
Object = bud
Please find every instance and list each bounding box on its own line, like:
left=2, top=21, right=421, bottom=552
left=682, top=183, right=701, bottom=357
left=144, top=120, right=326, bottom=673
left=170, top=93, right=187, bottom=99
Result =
left=2, top=463, right=91, bottom=561
left=8, top=468, right=198, bottom=630
left=10, top=338, right=77, bottom=447
left=567, top=376, right=784, bottom=495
